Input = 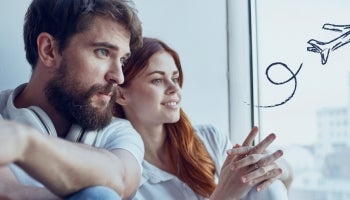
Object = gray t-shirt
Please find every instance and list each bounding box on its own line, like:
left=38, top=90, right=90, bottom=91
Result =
left=0, top=84, right=144, bottom=187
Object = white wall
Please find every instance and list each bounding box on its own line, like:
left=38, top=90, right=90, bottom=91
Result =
left=0, top=1, right=32, bottom=90
left=133, top=0, right=229, bottom=135
left=0, top=0, right=229, bottom=135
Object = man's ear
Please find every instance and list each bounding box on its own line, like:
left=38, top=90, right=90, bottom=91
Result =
left=116, top=87, right=128, bottom=106
left=37, top=32, right=59, bottom=68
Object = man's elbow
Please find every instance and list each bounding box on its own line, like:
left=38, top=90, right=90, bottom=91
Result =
left=115, top=164, right=141, bottom=198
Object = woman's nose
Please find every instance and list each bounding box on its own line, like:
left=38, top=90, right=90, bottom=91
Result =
left=166, top=81, right=180, bottom=95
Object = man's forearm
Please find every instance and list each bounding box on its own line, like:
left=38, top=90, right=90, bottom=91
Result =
left=0, top=166, right=60, bottom=200
left=16, top=131, right=128, bottom=196
left=1, top=186, right=61, bottom=200
left=1, top=121, right=140, bottom=198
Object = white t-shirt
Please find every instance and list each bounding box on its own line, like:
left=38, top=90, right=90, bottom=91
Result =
left=0, top=84, right=144, bottom=187
left=130, top=124, right=288, bottom=200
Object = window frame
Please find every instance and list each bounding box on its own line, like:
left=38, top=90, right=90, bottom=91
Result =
left=227, top=0, right=259, bottom=142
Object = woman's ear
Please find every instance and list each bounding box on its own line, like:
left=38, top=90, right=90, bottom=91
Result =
left=116, top=86, right=128, bottom=106
left=37, top=32, right=59, bottom=68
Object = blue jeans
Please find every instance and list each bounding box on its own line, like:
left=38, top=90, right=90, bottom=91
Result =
left=65, top=186, right=121, bottom=200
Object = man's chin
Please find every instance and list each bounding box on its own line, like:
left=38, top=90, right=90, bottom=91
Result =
left=74, top=104, right=113, bottom=130
left=80, top=114, right=112, bottom=131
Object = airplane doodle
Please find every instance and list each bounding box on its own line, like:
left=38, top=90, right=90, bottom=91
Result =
left=251, top=62, right=303, bottom=108
left=307, top=23, right=350, bottom=65
left=252, top=23, right=349, bottom=108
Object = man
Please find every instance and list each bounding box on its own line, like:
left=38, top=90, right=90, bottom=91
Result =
left=0, top=0, right=144, bottom=199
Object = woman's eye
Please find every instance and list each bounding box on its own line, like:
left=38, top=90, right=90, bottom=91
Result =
left=120, top=57, right=128, bottom=66
left=151, top=79, right=162, bottom=84
left=172, top=77, right=180, bottom=83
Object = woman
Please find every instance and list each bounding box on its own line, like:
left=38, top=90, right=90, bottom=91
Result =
left=114, top=37, right=292, bottom=199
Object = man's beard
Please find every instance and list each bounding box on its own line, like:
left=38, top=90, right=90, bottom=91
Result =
left=45, top=60, right=116, bottom=131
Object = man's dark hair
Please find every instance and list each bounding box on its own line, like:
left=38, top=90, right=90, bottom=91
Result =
left=23, top=0, right=142, bottom=70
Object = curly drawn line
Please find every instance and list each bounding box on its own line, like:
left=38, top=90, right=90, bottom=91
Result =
left=251, top=62, right=303, bottom=108
left=307, top=23, right=350, bottom=65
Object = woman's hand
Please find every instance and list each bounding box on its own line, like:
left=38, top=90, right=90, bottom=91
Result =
left=210, top=145, right=256, bottom=200
left=210, top=127, right=283, bottom=200
left=229, top=126, right=293, bottom=192
left=229, top=144, right=284, bottom=192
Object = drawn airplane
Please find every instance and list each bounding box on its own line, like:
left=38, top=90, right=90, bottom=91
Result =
left=307, top=23, right=350, bottom=65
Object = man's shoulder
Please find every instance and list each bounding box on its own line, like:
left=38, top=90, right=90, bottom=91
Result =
left=102, top=117, right=134, bottom=131
left=94, top=117, right=145, bottom=166
left=0, top=89, right=13, bottom=101
left=96, top=117, right=140, bottom=140
left=0, top=88, right=14, bottom=115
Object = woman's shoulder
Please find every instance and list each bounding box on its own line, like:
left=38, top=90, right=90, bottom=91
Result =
left=194, top=124, right=224, bottom=141
left=193, top=124, right=232, bottom=174
left=193, top=124, right=229, bottom=151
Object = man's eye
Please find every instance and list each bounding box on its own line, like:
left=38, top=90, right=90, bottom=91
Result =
left=96, top=49, right=109, bottom=57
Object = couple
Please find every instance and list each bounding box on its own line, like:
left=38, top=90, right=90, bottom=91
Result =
left=0, top=0, right=292, bottom=199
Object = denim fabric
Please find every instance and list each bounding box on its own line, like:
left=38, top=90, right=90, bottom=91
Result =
left=65, top=186, right=121, bottom=200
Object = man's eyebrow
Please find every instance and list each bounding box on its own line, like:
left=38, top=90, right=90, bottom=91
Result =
left=91, top=42, right=120, bottom=50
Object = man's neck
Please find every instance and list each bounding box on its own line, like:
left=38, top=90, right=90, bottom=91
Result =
left=14, top=83, right=71, bottom=138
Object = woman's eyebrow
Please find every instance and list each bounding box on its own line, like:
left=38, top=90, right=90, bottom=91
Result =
left=145, top=71, right=165, bottom=76
left=145, top=70, right=179, bottom=77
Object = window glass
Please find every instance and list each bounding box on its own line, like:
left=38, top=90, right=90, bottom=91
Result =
left=252, top=0, right=350, bottom=199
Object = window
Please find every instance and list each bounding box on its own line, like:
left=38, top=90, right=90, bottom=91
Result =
left=247, top=0, right=350, bottom=199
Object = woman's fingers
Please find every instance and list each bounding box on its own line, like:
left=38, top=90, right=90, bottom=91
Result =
left=255, top=172, right=281, bottom=191
left=249, top=133, right=276, bottom=154
left=226, top=126, right=259, bottom=156
left=242, top=163, right=282, bottom=183
left=222, top=144, right=241, bottom=167
left=242, top=126, right=259, bottom=146
left=229, top=149, right=282, bottom=170
left=238, top=150, right=284, bottom=185
left=231, top=154, right=263, bottom=170
left=226, top=146, right=252, bottom=156
left=227, top=133, right=276, bottom=156
left=255, top=150, right=283, bottom=169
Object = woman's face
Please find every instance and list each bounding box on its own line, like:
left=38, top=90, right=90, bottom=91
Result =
left=118, top=51, right=182, bottom=127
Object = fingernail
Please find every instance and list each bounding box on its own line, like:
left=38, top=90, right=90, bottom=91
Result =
left=271, top=133, right=276, bottom=139
left=277, top=150, right=283, bottom=156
